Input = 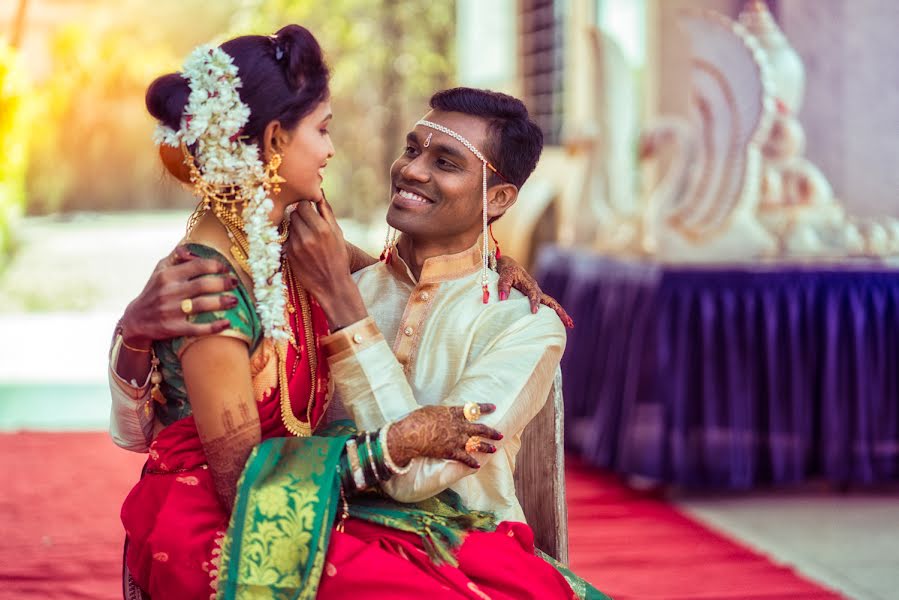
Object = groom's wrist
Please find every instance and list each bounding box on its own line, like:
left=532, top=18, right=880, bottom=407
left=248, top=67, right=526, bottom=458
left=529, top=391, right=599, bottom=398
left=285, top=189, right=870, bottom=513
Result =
left=317, top=278, right=368, bottom=330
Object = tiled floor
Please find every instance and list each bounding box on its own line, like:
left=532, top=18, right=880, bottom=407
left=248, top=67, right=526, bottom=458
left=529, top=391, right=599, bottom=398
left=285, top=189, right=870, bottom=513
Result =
left=679, top=494, right=899, bottom=600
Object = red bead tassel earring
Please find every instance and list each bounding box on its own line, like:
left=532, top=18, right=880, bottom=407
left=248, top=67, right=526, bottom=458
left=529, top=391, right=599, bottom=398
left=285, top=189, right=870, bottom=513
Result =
left=379, top=226, right=398, bottom=264
left=489, top=223, right=501, bottom=261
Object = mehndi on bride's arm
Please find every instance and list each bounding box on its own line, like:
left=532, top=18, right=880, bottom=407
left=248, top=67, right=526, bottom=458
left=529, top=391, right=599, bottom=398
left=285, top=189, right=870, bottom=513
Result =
left=495, top=254, right=573, bottom=328
left=181, top=336, right=261, bottom=511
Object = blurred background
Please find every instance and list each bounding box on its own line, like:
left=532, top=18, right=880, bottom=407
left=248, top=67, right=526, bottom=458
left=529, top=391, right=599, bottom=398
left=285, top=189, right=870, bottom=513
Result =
left=1, top=1, right=898, bottom=599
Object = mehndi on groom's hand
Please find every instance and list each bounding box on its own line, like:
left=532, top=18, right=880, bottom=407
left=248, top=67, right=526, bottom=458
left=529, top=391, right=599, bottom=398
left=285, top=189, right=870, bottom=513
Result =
left=387, top=404, right=504, bottom=470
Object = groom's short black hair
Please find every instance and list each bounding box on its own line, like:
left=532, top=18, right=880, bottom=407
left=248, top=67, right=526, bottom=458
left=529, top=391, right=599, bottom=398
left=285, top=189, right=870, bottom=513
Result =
left=429, top=87, right=543, bottom=189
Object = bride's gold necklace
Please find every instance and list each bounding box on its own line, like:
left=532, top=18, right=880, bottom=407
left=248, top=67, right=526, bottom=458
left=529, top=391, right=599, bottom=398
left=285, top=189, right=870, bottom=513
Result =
left=279, top=257, right=321, bottom=437
left=213, top=203, right=289, bottom=273
left=212, top=204, right=318, bottom=437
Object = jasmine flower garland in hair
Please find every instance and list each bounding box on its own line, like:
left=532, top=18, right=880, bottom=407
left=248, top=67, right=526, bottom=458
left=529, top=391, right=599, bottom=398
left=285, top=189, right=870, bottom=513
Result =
left=152, top=45, right=289, bottom=341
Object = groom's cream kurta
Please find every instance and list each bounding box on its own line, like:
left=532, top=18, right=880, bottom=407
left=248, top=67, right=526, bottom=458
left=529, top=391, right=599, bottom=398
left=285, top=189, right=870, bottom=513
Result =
left=320, top=243, right=565, bottom=523
left=109, top=243, right=565, bottom=524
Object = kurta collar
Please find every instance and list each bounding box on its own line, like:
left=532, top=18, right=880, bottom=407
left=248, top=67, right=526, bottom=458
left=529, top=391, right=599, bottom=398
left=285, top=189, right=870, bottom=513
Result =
left=389, top=238, right=483, bottom=285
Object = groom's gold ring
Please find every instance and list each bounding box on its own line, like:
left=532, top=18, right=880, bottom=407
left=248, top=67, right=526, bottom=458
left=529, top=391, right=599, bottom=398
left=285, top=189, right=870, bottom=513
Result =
left=465, top=436, right=482, bottom=454
left=463, top=402, right=481, bottom=422
left=180, top=298, right=194, bottom=316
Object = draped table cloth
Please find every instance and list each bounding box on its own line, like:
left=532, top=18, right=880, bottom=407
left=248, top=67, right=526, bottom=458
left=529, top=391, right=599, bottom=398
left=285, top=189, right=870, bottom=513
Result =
left=536, top=246, right=899, bottom=489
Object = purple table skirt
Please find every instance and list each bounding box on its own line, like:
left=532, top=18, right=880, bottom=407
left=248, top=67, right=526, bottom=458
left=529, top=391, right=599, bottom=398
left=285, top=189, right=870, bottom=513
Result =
left=536, top=246, right=899, bottom=489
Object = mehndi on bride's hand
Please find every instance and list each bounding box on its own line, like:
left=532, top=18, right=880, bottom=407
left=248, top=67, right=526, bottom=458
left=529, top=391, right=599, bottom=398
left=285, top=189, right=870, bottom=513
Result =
left=495, top=254, right=574, bottom=328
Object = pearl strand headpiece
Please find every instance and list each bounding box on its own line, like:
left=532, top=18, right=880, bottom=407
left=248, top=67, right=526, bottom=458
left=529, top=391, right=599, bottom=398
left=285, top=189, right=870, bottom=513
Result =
left=415, top=119, right=506, bottom=304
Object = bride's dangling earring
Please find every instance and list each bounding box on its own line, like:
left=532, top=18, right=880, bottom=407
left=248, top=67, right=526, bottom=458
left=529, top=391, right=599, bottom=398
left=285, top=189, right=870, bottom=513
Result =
left=264, top=151, right=287, bottom=196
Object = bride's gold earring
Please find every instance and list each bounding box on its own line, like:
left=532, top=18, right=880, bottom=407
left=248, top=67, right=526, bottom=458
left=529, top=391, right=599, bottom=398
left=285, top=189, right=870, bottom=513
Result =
left=265, top=152, right=287, bottom=196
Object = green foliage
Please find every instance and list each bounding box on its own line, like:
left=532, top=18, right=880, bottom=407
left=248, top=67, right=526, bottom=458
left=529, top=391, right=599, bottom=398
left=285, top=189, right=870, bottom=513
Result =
left=0, top=40, right=30, bottom=266
left=25, top=0, right=240, bottom=214
left=23, top=0, right=455, bottom=219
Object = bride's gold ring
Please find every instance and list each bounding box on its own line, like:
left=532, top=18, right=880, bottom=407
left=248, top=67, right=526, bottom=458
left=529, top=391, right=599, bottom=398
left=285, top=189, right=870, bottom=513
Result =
left=465, top=436, right=482, bottom=454
left=180, top=298, right=194, bottom=316
left=463, top=402, right=481, bottom=422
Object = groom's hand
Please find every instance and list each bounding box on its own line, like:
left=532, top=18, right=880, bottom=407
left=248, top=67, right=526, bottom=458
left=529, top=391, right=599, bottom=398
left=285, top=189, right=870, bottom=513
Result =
left=387, top=404, right=503, bottom=470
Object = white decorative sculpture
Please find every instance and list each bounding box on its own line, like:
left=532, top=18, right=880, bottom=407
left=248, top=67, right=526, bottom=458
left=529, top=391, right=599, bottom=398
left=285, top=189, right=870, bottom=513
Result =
left=639, top=10, right=778, bottom=262
left=637, top=1, right=899, bottom=261
left=739, top=0, right=841, bottom=255
left=519, top=0, right=899, bottom=264
left=740, top=0, right=899, bottom=257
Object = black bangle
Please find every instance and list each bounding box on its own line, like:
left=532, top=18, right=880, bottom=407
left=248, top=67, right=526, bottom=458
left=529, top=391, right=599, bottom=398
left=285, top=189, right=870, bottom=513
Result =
left=356, top=435, right=378, bottom=487
left=338, top=453, right=355, bottom=493
left=371, top=431, right=393, bottom=481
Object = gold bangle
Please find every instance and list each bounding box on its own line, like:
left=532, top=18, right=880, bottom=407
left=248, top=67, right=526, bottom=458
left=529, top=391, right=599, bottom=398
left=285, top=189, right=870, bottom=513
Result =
left=121, top=337, right=152, bottom=353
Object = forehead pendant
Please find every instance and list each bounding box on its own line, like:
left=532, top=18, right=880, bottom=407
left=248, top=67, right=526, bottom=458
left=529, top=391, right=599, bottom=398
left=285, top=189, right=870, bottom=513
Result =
left=424, top=132, right=433, bottom=148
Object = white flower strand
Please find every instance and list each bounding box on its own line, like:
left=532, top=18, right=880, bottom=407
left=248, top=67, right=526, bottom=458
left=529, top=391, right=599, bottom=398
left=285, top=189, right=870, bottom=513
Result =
left=154, top=45, right=288, bottom=341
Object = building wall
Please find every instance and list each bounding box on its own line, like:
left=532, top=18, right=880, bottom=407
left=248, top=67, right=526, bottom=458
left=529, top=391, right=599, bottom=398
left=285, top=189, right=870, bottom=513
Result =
left=780, top=0, right=899, bottom=216
left=615, top=0, right=899, bottom=217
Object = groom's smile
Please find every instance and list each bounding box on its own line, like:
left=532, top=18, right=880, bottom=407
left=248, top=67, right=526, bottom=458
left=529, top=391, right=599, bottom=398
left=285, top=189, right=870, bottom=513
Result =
left=386, top=110, right=493, bottom=242
left=391, top=185, right=434, bottom=210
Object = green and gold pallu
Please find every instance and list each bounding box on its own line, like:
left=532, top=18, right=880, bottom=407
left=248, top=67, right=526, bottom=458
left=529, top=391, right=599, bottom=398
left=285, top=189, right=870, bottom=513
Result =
left=216, top=422, right=610, bottom=600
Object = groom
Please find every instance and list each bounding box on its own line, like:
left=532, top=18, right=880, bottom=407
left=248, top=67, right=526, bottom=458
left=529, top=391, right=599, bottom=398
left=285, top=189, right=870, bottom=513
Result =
left=110, top=87, right=566, bottom=526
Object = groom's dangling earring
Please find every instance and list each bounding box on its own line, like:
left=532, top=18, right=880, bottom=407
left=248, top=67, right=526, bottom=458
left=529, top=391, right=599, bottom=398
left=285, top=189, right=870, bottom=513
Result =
left=489, top=223, right=502, bottom=260
left=380, top=225, right=398, bottom=264
left=488, top=222, right=502, bottom=271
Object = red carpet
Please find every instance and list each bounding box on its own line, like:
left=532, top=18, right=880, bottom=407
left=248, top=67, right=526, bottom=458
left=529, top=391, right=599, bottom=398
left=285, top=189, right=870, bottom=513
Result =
left=565, top=456, right=843, bottom=599
left=1, top=432, right=145, bottom=599
left=0, top=433, right=842, bottom=599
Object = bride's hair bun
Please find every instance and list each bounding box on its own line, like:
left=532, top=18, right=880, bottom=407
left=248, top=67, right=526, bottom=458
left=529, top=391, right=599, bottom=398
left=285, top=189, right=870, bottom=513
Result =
left=146, top=73, right=190, bottom=135
left=145, top=24, right=330, bottom=182
left=272, top=24, right=329, bottom=92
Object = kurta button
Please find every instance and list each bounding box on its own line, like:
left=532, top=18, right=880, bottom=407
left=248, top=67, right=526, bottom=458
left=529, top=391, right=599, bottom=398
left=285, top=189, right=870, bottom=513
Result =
left=404, top=326, right=414, bottom=336
left=352, top=333, right=363, bottom=344
left=419, top=291, right=430, bottom=301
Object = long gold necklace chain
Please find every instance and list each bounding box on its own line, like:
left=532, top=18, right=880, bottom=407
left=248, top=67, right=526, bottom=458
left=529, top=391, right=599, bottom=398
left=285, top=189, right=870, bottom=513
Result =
left=277, top=256, right=319, bottom=437
left=210, top=203, right=316, bottom=437
left=213, top=203, right=289, bottom=275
